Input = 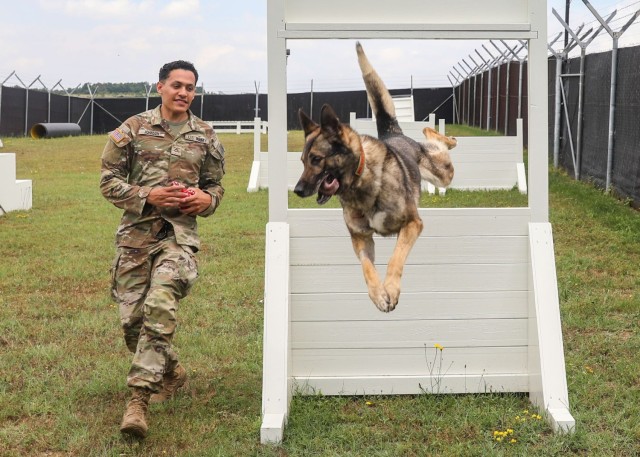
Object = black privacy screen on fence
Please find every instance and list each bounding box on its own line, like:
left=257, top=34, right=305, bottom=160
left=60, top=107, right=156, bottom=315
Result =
left=1, top=45, right=638, bottom=205
left=555, top=47, right=640, bottom=206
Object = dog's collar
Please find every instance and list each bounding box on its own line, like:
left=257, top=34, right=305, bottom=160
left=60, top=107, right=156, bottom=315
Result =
left=355, top=144, right=365, bottom=176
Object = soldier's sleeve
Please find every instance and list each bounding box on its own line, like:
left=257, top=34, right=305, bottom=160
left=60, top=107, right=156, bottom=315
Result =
left=99, top=123, right=152, bottom=215
left=197, top=132, right=225, bottom=218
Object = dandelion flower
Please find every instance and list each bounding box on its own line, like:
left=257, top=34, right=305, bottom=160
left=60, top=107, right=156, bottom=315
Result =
left=510, top=439, right=517, bottom=444
left=434, top=343, right=444, bottom=351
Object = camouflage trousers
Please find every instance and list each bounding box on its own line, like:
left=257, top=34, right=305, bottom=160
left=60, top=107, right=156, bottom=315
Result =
left=110, top=236, right=198, bottom=392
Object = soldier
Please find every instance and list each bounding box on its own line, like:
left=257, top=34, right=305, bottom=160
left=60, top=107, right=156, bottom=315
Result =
left=100, top=60, right=225, bottom=439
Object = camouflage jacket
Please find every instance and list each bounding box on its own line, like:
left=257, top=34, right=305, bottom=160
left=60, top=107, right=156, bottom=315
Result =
left=100, top=105, right=225, bottom=251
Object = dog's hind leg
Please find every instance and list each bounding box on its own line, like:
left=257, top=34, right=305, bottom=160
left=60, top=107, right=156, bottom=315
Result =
left=383, top=217, right=424, bottom=310
left=350, top=233, right=394, bottom=312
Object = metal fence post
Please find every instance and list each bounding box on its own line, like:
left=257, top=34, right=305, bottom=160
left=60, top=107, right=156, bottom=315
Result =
left=583, top=0, right=640, bottom=191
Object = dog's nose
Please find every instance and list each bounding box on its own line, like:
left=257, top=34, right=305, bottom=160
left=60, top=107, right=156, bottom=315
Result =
left=293, top=181, right=306, bottom=197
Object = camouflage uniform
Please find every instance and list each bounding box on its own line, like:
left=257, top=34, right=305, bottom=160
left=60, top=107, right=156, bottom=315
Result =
left=100, top=105, right=224, bottom=392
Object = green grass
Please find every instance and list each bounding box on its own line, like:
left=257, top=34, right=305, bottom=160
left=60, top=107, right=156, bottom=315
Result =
left=0, top=126, right=638, bottom=456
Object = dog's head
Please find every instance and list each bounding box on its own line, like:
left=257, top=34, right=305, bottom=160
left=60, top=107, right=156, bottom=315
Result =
left=294, top=104, right=363, bottom=205
left=422, top=127, right=457, bottom=150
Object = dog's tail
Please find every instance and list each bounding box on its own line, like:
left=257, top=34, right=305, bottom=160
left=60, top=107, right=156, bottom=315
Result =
left=356, top=42, right=403, bottom=139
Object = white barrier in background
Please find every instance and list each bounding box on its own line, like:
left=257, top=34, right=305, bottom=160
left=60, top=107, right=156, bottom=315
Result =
left=0, top=153, right=32, bottom=215
left=436, top=118, right=527, bottom=195
left=207, top=119, right=268, bottom=135
left=248, top=113, right=527, bottom=196
left=349, top=112, right=435, bottom=141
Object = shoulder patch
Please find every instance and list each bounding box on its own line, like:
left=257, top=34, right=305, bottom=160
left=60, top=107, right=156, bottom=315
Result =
left=109, top=127, right=131, bottom=147
left=211, top=135, right=225, bottom=157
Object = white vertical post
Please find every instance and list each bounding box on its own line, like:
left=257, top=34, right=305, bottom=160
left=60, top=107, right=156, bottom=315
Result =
left=261, top=222, right=291, bottom=444
left=267, top=0, right=288, bottom=222
left=527, top=0, right=549, bottom=222
left=254, top=117, right=261, bottom=161
left=528, top=223, right=575, bottom=432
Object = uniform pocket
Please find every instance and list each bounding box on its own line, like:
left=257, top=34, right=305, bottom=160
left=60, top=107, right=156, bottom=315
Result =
left=109, top=251, right=122, bottom=302
left=178, top=245, right=199, bottom=295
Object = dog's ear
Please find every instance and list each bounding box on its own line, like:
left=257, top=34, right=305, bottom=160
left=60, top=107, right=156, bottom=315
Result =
left=298, top=109, right=318, bottom=136
left=319, top=104, right=342, bottom=142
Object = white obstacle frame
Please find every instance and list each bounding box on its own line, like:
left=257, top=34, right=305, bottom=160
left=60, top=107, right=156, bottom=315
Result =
left=261, top=0, right=575, bottom=444
left=0, top=153, right=32, bottom=215
left=349, top=114, right=527, bottom=194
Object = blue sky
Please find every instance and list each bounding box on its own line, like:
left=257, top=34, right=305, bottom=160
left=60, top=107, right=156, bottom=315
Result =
left=1, top=1, right=638, bottom=94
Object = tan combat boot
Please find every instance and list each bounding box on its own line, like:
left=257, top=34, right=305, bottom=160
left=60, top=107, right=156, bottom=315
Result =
left=120, top=388, right=151, bottom=438
left=150, top=364, right=187, bottom=404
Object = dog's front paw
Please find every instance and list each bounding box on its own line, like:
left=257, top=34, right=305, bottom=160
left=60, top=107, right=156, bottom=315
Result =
left=384, top=281, right=401, bottom=311
left=369, top=286, right=394, bottom=312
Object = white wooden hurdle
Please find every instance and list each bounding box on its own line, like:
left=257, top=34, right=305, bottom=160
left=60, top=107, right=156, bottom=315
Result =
left=0, top=153, right=32, bottom=215
left=250, top=112, right=526, bottom=195
left=442, top=118, right=527, bottom=194
left=349, top=113, right=527, bottom=195
left=261, top=0, right=574, bottom=444
left=206, top=119, right=268, bottom=135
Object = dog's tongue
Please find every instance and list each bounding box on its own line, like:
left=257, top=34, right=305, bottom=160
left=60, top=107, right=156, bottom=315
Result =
left=322, top=175, right=339, bottom=195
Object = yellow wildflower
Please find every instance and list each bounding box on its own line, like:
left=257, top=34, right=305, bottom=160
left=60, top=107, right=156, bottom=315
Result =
left=510, top=439, right=517, bottom=444
left=434, top=343, right=444, bottom=351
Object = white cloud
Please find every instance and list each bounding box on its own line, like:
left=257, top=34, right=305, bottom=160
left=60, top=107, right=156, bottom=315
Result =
left=160, top=0, right=200, bottom=18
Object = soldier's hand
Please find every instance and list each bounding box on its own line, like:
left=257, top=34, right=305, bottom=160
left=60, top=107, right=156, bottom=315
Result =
left=178, top=188, right=212, bottom=216
left=147, top=184, right=189, bottom=208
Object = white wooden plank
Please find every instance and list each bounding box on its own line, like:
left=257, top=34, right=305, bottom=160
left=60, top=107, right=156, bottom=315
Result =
left=517, top=162, right=528, bottom=194
left=290, top=235, right=528, bottom=265
left=450, top=152, right=522, bottom=163
left=528, top=223, right=574, bottom=431
left=287, top=208, right=531, bottom=238
left=451, top=163, right=518, bottom=174
left=292, top=318, right=528, bottom=349
left=291, top=263, right=528, bottom=294
left=291, top=291, right=528, bottom=321
left=292, top=346, right=528, bottom=377
left=261, top=223, right=292, bottom=429
left=292, top=373, right=529, bottom=396
left=283, top=1, right=530, bottom=25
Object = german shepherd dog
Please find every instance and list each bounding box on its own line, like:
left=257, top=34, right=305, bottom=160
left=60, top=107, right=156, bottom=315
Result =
left=294, top=42, right=456, bottom=312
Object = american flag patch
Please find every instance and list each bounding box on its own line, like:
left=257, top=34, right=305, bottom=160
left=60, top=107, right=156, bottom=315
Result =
left=109, top=127, right=131, bottom=146
left=110, top=128, right=124, bottom=142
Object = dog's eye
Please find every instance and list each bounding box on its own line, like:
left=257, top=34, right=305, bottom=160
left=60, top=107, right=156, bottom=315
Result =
left=310, top=155, right=322, bottom=165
